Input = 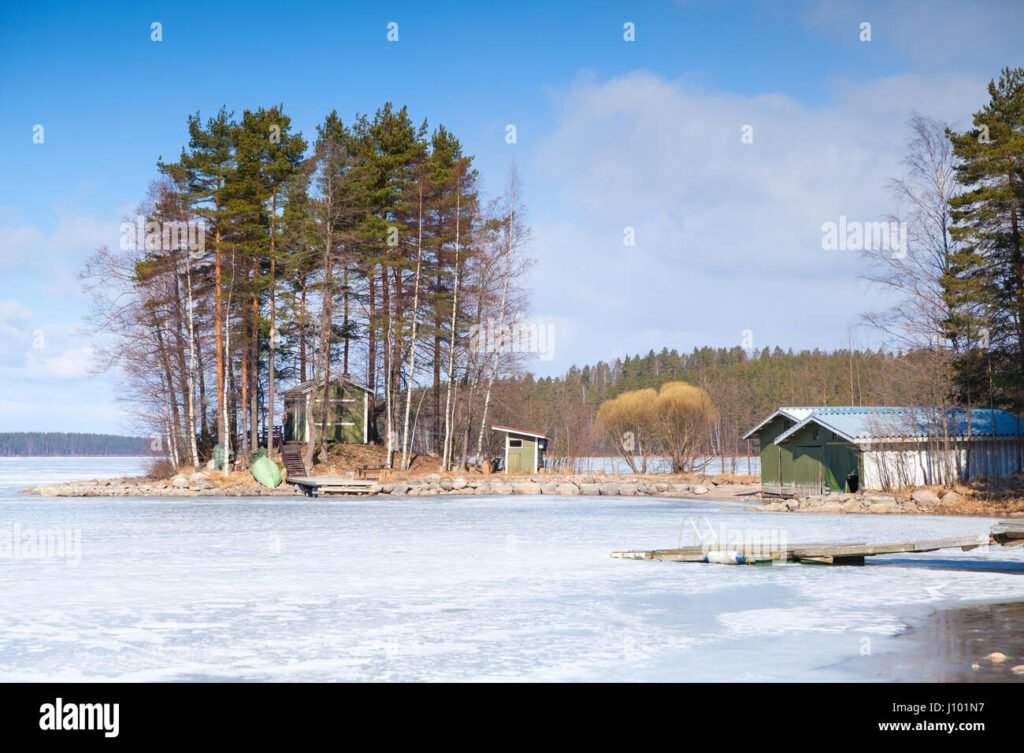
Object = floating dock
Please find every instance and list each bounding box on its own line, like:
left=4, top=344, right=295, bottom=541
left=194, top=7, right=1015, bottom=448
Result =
left=612, top=522, right=1024, bottom=566
left=287, top=476, right=377, bottom=497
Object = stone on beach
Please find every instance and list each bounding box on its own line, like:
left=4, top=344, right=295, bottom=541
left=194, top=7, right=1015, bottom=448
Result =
left=940, top=490, right=965, bottom=506
left=911, top=489, right=941, bottom=506
left=512, top=482, right=542, bottom=495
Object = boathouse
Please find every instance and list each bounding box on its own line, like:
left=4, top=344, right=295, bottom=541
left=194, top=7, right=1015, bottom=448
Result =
left=282, top=374, right=373, bottom=444
left=744, top=406, right=1024, bottom=495
left=491, top=425, right=550, bottom=474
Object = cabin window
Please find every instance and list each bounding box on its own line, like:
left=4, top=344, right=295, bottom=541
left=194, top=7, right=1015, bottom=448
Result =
left=509, top=438, right=523, bottom=448
left=812, top=428, right=819, bottom=440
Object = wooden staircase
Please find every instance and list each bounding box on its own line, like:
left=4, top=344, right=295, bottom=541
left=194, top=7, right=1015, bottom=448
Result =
left=282, top=442, right=308, bottom=480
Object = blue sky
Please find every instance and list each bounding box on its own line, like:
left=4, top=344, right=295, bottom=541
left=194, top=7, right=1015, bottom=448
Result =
left=1, top=0, right=1021, bottom=433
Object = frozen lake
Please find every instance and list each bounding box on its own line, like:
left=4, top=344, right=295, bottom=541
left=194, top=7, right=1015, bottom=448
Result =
left=1, top=458, right=1023, bottom=681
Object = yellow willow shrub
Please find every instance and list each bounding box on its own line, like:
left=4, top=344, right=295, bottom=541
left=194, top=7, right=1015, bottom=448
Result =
left=653, top=382, right=719, bottom=473
left=595, top=388, right=657, bottom=473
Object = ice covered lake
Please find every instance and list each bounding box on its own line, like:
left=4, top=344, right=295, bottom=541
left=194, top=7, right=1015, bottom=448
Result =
left=1, top=457, right=1023, bottom=681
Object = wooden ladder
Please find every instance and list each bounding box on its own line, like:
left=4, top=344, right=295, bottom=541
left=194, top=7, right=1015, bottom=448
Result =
left=282, top=442, right=308, bottom=479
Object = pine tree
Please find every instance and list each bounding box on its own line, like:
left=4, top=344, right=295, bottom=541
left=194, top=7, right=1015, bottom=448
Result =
left=948, top=67, right=1024, bottom=408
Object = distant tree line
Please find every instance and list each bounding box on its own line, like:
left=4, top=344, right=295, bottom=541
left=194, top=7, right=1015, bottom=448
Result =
left=0, top=433, right=149, bottom=457
left=473, top=346, right=944, bottom=470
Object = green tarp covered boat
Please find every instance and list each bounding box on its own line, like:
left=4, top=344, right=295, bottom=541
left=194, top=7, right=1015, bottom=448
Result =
left=251, top=455, right=282, bottom=489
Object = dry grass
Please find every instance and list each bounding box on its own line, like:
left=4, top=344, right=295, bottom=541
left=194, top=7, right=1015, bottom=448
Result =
left=916, top=477, right=1024, bottom=517
left=310, top=443, right=471, bottom=479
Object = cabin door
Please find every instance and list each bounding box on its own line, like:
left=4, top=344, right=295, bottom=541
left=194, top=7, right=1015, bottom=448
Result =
left=507, top=437, right=529, bottom=474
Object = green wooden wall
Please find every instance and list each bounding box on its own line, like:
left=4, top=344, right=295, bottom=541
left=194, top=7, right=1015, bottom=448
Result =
left=758, top=417, right=861, bottom=495
left=506, top=434, right=537, bottom=474
left=284, top=383, right=365, bottom=444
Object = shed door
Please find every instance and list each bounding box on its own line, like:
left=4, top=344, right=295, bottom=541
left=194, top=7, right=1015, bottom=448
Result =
left=791, top=445, right=824, bottom=494
left=825, top=444, right=859, bottom=492
left=507, top=437, right=530, bottom=474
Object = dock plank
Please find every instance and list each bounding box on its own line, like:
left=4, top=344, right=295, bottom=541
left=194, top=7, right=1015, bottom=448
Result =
left=612, top=529, right=1004, bottom=566
left=287, top=476, right=378, bottom=497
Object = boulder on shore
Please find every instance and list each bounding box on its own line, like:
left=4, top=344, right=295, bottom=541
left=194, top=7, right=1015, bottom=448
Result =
left=940, top=490, right=965, bottom=506
left=911, top=489, right=942, bottom=506
left=867, top=502, right=898, bottom=514
left=512, top=482, right=542, bottom=495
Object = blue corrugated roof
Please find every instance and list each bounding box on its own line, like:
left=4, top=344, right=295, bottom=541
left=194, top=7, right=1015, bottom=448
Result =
left=752, top=406, right=1024, bottom=443
left=740, top=407, right=816, bottom=439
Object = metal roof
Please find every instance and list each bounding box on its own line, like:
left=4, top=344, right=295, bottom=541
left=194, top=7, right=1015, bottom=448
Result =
left=740, top=407, right=817, bottom=439
left=491, top=425, right=550, bottom=440
left=766, top=406, right=1024, bottom=444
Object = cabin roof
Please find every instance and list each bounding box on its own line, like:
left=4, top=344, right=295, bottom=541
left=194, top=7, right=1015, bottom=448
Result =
left=740, top=407, right=817, bottom=439
left=282, top=374, right=373, bottom=398
left=491, top=425, right=550, bottom=440
left=750, top=406, right=1023, bottom=444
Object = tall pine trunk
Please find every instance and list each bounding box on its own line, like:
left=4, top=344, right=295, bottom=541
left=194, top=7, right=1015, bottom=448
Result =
left=267, top=191, right=278, bottom=458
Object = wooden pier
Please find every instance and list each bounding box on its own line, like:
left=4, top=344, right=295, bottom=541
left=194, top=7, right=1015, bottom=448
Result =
left=287, top=476, right=377, bottom=497
left=612, top=522, right=1024, bottom=566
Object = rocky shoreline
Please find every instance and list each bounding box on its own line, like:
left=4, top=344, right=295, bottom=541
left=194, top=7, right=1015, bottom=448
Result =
left=361, top=475, right=717, bottom=497
left=21, top=473, right=1024, bottom=517
left=23, top=471, right=720, bottom=499
left=756, top=487, right=1024, bottom=516
left=26, top=471, right=300, bottom=497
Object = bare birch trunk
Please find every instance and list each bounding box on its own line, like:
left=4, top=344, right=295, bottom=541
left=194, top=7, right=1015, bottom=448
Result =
left=183, top=247, right=200, bottom=469
left=476, top=181, right=516, bottom=462
left=312, top=222, right=334, bottom=469
left=383, top=261, right=395, bottom=468
left=442, top=192, right=462, bottom=470
left=401, top=183, right=425, bottom=470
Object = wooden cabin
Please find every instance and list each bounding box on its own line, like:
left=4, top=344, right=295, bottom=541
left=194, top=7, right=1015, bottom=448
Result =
left=745, top=406, right=1024, bottom=495
left=283, top=374, right=373, bottom=444
left=491, top=425, right=550, bottom=474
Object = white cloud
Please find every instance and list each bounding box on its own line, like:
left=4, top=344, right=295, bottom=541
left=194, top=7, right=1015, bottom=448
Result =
left=0, top=302, right=94, bottom=378
left=24, top=346, right=96, bottom=379
left=0, top=299, right=34, bottom=366
left=527, top=70, right=989, bottom=372
left=0, top=211, right=119, bottom=276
